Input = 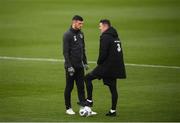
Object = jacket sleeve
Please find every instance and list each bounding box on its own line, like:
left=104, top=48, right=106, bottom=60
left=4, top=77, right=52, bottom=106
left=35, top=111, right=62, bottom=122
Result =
left=63, top=33, right=72, bottom=68
left=82, top=35, right=88, bottom=65
left=97, top=35, right=110, bottom=65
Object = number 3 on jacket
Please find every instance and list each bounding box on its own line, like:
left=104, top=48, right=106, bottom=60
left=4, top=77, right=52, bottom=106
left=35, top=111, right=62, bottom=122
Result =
left=117, top=43, right=121, bottom=52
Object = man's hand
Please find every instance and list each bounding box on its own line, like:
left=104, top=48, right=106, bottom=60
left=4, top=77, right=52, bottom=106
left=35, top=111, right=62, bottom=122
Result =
left=67, top=67, right=75, bottom=76
left=84, top=64, right=89, bottom=70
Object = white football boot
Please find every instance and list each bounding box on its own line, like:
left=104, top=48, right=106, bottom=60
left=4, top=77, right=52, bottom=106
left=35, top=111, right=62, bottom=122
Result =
left=66, top=108, right=75, bottom=115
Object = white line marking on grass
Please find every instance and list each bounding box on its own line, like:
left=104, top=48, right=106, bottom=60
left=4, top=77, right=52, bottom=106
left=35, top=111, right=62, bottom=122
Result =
left=0, top=56, right=180, bottom=69
left=0, top=56, right=63, bottom=62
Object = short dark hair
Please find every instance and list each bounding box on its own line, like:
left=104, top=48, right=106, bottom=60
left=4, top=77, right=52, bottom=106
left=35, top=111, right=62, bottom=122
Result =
left=99, top=19, right=111, bottom=27
left=72, top=15, right=83, bottom=21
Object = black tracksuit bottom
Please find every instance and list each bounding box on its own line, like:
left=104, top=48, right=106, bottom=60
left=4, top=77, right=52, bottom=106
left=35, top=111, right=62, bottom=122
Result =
left=85, top=73, right=118, bottom=110
left=64, top=67, right=85, bottom=109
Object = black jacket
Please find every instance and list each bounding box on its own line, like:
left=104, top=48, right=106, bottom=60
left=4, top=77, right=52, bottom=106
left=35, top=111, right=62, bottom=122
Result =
left=92, top=27, right=126, bottom=79
left=63, top=27, right=87, bottom=68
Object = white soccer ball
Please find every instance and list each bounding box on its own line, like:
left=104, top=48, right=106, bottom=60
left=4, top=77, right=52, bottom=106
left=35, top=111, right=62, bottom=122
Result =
left=79, top=106, right=92, bottom=117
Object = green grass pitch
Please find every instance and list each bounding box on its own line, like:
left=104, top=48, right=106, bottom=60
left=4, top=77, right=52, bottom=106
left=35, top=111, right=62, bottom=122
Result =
left=0, top=0, right=180, bottom=122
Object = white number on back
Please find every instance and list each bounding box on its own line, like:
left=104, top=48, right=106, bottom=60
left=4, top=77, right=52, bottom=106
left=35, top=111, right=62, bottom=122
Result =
left=117, top=43, right=121, bottom=52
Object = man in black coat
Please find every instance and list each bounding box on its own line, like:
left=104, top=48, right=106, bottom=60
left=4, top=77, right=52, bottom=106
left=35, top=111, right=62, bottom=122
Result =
left=85, top=19, right=126, bottom=116
left=63, top=15, right=89, bottom=115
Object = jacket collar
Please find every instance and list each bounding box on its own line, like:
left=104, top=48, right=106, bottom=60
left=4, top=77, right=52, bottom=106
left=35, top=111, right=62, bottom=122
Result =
left=70, top=26, right=80, bottom=34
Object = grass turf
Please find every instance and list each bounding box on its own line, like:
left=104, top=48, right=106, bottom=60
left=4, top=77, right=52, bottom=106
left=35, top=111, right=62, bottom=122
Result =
left=0, top=0, right=180, bottom=121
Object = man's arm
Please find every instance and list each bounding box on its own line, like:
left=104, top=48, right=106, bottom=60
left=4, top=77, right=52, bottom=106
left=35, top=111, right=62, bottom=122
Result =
left=82, top=36, right=88, bottom=65
left=82, top=34, right=89, bottom=70
left=97, top=35, right=110, bottom=65
left=63, top=33, right=72, bottom=68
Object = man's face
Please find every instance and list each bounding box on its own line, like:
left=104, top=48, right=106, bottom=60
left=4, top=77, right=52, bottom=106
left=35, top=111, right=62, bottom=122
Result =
left=99, top=23, right=108, bottom=33
left=72, top=20, right=84, bottom=30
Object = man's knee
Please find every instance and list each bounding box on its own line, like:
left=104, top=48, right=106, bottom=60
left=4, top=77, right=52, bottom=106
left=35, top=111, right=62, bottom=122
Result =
left=85, top=72, right=97, bottom=81
left=84, top=73, right=91, bottom=81
left=77, top=82, right=85, bottom=91
left=65, top=83, right=74, bottom=92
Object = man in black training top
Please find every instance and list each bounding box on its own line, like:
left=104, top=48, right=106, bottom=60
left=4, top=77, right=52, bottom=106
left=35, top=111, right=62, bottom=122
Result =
left=85, top=19, right=126, bottom=116
left=63, top=15, right=89, bottom=115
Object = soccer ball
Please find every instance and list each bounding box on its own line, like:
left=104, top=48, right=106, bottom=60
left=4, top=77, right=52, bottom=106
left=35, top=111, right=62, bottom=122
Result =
left=79, top=106, right=92, bottom=117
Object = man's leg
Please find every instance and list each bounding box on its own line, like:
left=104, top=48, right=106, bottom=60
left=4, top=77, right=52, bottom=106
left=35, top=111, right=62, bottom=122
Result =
left=84, top=72, right=98, bottom=101
left=75, top=68, right=86, bottom=105
left=109, top=79, right=118, bottom=110
left=64, top=69, right=75, bottom=110
left=105, top=79, right=118, bottom=116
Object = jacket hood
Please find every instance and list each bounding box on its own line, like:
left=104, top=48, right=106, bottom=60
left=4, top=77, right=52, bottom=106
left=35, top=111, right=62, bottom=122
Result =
left=102, top=27, right=118, bottom=38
